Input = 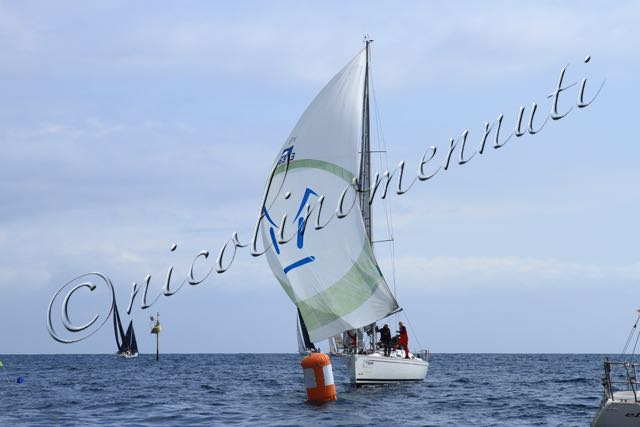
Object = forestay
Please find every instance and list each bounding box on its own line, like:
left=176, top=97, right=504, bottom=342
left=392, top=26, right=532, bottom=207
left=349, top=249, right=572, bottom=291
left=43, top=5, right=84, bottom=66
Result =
left=261, top=48, right=399, bottom=343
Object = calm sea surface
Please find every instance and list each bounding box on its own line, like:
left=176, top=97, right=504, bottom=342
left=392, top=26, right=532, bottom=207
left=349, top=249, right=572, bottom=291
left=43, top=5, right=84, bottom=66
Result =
left=0, top=353, right=610, bottom=426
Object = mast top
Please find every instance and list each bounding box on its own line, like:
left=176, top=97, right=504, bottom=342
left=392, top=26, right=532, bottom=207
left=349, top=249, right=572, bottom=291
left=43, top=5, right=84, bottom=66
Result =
left=363, top=34, right=374, bottom=45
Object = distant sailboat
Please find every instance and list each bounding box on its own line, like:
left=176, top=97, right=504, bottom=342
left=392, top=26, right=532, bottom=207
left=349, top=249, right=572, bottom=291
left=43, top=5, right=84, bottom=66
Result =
left=328, top=334, right=347, bottom=357
left=113, top=303, right=139, bottom=358
left=328, top=329, right=364, bottom=357
left=121, top=321, right=139, bottom=358
left=262, top=38, right=428, bottom=384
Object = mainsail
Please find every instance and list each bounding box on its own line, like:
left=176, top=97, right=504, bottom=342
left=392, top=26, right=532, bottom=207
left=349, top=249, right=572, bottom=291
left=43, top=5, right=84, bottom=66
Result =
left=261, top=48, right=399, bottom=343
left=297, top=308, right=317, bottom=354
left=123, top=321, right=138, bottom=354
left=113, top=303, right=126, bottom=352
left=296, top=316, right=306, bottom=354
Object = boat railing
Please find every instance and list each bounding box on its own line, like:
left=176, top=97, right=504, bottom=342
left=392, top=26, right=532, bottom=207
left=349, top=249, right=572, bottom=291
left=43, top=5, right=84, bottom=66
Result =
left=416, top=350, right=430, bottom=362
left=601, top=358, right=640, bottom=403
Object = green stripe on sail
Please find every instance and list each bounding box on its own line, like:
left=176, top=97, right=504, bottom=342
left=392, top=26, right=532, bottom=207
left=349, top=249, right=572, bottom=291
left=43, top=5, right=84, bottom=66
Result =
left=274, top=159, right=354, bottom=184
left=297, top=240, right=385, bottom=331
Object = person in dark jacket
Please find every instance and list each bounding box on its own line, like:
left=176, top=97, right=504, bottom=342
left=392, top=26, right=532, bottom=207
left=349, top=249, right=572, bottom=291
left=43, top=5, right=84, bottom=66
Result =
left=376, top=324, right=392, bottom=356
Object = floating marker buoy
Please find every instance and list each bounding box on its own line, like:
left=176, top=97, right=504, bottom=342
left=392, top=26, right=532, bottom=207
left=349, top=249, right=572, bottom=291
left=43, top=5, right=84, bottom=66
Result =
left=300, top=352, right=336, bottom=402
left=16, top=376, right=24, bottom=384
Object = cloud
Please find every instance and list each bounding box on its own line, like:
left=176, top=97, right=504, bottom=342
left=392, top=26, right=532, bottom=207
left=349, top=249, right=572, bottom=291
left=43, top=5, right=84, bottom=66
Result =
left=384, top=254, right=640, bottom=292
left=389, top=199, right=578, bottom=230
left=379, top=2, right=639, bottom=83
left=0, top=2, right=637, bottom=88
left=0, top=266, right=51, bottom=292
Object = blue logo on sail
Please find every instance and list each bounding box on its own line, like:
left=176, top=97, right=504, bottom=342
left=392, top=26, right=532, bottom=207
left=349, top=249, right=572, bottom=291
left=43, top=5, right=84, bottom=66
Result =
left=263, top=187, right=318, bottom=274
left=277, top=146, right=295, bottom=165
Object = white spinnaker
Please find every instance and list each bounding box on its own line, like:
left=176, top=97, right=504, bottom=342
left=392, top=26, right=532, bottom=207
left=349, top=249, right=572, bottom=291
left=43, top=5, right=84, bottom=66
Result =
left=260, top=48, right=399, bottom=343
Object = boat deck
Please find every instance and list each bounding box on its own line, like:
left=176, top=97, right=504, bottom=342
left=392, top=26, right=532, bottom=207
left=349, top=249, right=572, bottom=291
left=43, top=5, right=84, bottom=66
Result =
left=612, top=390, right=640, bottom=402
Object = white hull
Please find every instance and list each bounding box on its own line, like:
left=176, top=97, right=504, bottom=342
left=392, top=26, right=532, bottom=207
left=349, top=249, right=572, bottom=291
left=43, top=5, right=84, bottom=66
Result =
left=591, top=392, right=640, bottom=427
left=349, top=350, right=429, bottom=384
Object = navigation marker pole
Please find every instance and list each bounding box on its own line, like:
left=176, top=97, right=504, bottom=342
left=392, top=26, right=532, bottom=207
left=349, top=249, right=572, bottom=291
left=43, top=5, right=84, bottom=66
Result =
left=150, top=313, right=161, bottom=361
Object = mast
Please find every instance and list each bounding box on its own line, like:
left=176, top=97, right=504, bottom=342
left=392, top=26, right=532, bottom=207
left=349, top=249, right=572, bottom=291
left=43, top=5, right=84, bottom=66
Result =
left=359, top=36, right=372, bottom=244
left=359, top=36, right=375, bottom=350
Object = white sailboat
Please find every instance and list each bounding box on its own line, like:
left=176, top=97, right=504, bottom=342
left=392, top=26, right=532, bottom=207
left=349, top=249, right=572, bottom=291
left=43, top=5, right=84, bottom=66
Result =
left=591, top=310, right=640, bottom=426
left=328, top=333, right=346, bottom=357
left=261, top=38, right=428, bottom=385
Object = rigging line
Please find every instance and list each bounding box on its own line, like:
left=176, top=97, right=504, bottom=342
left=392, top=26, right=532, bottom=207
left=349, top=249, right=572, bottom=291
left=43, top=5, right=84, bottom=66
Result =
left=629, top=312, right=640, bottom=362
left=369, top=48, right=402, bottom=331
left=402, top=311, right=425, bottom=353
left=621, top=313, right=640, bottom=357
left=368, top=50, right=397, bottom=293
left=631, top=328, right=640, bottom=364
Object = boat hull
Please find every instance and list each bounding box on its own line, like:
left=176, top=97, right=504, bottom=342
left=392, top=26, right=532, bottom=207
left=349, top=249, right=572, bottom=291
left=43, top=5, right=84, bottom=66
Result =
left=591, top=392, right=640, bottom=427
left=348, top=351, right=429, bottom=384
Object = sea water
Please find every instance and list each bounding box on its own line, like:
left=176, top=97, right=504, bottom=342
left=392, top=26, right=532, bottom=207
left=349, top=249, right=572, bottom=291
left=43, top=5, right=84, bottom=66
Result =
left=0, top=353, right=607, bottom=426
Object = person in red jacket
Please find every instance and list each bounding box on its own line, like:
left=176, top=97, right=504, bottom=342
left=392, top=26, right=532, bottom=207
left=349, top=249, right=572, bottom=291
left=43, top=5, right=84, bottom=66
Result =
left=395, top=321, right=410, bottom=359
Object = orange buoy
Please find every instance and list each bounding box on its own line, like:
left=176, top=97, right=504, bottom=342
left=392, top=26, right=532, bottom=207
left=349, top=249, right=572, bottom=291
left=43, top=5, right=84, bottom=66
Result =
left=300, top=352, right=336, bottom=402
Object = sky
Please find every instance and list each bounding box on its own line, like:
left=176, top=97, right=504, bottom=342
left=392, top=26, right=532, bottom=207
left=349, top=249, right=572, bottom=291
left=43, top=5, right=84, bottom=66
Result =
left=1, top=1, right=639, bottom=354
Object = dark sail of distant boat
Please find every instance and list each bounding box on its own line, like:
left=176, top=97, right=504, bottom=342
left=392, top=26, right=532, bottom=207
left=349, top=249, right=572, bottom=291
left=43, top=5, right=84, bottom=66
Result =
left=122, top=321, right=138, bottom=354
left=113, top=303, right=126, bottom=350
left=113, top=303, right=139, bottom=358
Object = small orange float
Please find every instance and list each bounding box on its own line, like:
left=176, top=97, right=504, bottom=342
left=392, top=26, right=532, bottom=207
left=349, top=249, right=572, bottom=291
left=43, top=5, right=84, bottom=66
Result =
left=300, top=352, right=336, bottom=402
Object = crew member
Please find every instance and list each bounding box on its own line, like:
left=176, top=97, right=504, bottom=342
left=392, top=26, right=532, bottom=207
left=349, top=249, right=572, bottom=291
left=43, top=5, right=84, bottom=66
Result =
left=394, top=321, right=410, bottom=359
left=376, top=324, right=392, bottom=356
left=347, top=329, right=357, bottom=352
